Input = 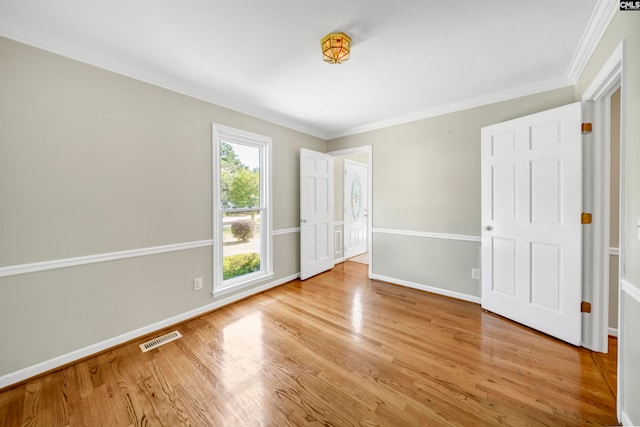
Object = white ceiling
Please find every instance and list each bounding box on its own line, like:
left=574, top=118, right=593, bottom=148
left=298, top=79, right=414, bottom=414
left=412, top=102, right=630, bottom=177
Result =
left=0, top=0, right=605, bottom=139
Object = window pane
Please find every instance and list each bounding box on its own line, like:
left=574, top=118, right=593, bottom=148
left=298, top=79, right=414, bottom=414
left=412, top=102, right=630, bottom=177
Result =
left=222, top=211, right=261, bottom=280
left=220, top=141, right=261, bottom=209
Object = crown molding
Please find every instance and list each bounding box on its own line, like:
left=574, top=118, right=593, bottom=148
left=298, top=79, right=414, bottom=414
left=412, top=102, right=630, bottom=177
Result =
left=327, top=77, right=574, bottom=139
left=3, top=0, right=613, bottom=144
left=566, top=0, right=618, bottom=83
left=0, top=31, right=329, bottom=140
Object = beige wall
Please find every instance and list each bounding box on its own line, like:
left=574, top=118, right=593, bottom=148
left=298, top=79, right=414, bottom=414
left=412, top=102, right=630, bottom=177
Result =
left=327, top=87, right=575, bottom=297
left=0, top=36, right=324, bottom=377
left=575, top=10, right=640, bottom=424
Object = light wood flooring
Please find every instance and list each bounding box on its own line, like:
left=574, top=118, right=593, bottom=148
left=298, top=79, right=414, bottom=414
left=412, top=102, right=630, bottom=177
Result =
left=0, top=262, right=618, bottom=426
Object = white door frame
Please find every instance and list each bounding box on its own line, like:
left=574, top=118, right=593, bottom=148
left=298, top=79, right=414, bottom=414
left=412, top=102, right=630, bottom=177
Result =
left=582, top=40, right=625, bottom=351
left=581, top=40, right=625, bottom=419
left=328, top=145, right=373, bottom=279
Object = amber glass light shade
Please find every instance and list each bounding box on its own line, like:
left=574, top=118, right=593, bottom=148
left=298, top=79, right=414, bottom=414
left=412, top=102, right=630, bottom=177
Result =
left=321, top=32, right=351, bottom=64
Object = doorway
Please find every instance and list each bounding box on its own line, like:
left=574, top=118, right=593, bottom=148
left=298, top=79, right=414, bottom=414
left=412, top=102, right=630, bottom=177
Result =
left=581, top=40, right=625, bottom=420
left=344, top=159, right=368, bottom=260
left=329, top=146, right=373, bottom=277
left=581, top=41, right=624, bottom=355
left=608, top=87, right=621, bottom=340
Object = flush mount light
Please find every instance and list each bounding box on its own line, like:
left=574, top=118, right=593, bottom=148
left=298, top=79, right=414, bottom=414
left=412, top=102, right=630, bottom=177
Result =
left=321, top=32, right=351, bottom=64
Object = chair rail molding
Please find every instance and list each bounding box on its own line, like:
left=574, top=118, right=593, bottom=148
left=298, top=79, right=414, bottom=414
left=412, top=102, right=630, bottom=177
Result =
left=1, top=227, right=299, bottom=278
left=0, top=240, right=214, bottom=278
left=273, top=227, right=300, bottom=236
left=621, top=278, right=640, bottom=303
left=372, top=228, right=480, bottom=243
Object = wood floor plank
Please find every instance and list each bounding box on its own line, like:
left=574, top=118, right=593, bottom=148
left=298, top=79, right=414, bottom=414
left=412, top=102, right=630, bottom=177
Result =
left=0, top=262, right=618, bottom=426
left=0, top=384, right=24, bottom=427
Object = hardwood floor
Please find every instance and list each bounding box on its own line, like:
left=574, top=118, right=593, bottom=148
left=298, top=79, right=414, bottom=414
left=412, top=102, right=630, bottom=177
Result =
left=0, top=262, right=618, bottom=426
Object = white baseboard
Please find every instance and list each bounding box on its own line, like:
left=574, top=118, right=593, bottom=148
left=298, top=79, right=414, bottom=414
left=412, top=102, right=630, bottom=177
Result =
left=608, top=327, right=618, bottom=337
left=0, top=273, right=300, bottom=389
left=334, top=257, right=345, bottom=265
left=371, top=274, right=481, bottom=304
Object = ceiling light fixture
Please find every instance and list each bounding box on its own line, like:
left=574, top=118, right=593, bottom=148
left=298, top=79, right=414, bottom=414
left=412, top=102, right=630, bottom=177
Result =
left=321, top=32, right=351, bottom=64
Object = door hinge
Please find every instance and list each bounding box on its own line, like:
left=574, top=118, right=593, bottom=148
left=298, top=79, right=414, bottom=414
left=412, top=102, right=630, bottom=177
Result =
left=581, top=301, right=592, bottom=313
left=582, top=123, right=593, bottom=134
left=581, top=212, right=592, bottom=224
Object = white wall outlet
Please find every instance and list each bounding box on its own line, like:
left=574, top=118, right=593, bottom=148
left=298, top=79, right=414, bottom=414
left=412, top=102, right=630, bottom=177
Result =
left=193, top=277, right=203, bottom=291
left=471, top=268, right=481, bottom=280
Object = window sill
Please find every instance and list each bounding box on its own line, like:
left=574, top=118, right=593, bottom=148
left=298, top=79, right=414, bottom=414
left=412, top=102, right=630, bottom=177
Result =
left=212, top=272, right=275, bottom=297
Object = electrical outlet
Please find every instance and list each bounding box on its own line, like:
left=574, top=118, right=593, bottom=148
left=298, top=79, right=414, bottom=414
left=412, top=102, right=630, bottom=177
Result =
left=193, top=277, right=203, bottom=291
left=471, top=268, right=481, bottom=280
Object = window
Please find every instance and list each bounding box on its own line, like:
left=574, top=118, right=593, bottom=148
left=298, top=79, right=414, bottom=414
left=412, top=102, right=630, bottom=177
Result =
left=212, top=124, right=272, bottom=293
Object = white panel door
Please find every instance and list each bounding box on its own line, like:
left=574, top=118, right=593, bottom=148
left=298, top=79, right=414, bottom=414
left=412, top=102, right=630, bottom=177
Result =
left=481, top=102, right=583, bottom=345
left=300, top=148, right=334, bottom=280
left=344, top=160, right=367, bottom=259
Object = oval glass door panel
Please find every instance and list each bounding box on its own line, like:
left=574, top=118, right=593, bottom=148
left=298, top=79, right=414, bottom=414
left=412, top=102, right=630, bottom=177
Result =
left=351, top=175, right=361, bottom=219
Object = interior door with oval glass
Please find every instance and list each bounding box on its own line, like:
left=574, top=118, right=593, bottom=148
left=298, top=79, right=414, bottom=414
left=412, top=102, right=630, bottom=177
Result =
left=344, top=160, right=367, bottom=260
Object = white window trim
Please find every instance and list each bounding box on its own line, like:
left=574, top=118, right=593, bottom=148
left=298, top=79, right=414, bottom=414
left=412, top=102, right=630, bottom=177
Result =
left=212, top=124, right=273, bottom=295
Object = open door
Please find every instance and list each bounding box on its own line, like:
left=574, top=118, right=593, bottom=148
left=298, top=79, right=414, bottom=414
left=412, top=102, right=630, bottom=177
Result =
left=300, top=148, right=334, bottom=280
left=344, top=160, right=367, bottom=259
left=481, top=102, right=583, bottom=345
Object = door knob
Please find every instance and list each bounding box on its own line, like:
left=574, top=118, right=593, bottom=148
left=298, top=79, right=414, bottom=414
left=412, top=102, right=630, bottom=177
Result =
left=300, top=219, right=308, bottom=224
left=482, top=225, right=493, bottom=231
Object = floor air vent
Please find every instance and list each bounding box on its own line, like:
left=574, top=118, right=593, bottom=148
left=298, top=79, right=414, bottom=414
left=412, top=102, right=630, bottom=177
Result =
left=139, top=330, right=182, bottom=352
